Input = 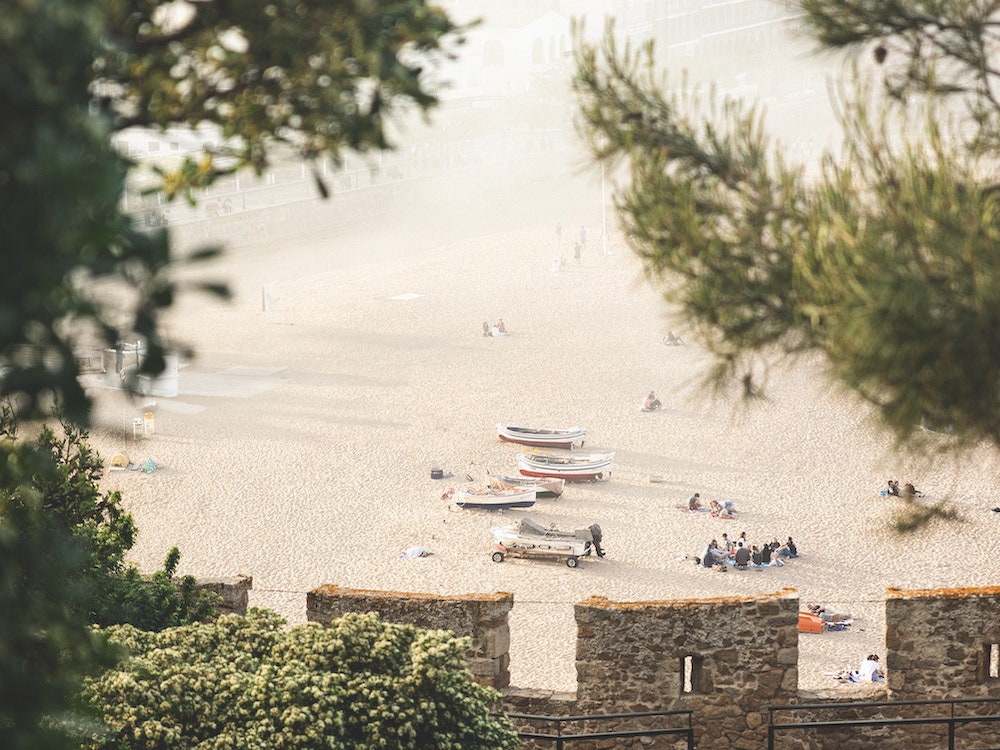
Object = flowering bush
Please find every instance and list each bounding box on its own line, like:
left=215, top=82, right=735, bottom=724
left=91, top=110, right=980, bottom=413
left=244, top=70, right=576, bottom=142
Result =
left=82, top=609, right=520, bottom=749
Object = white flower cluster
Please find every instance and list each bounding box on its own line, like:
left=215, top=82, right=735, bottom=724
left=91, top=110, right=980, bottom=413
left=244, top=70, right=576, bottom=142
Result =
left=81, top=609, right=517, bottom=749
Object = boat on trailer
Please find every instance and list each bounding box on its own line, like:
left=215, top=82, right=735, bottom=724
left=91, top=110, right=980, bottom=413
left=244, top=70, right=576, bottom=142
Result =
left=517, top=450, right=614, bottom=482
left=451, top=486, right=537, bottom=510
left=496, top=424, right=587, bottom=449
left=490, top=517, right=597, bottom=567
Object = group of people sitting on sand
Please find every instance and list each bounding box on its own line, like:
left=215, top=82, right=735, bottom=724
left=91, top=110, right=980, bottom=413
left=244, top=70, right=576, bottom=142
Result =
left=884, top=479, right=923, bottom=499
left=482, top=319, right=507, bottom=337
left=698, top=533, right=797, bottom=570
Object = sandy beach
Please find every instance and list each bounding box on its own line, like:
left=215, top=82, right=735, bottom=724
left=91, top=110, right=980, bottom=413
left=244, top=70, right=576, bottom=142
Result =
left=89, top=150, right=1000, bottom=694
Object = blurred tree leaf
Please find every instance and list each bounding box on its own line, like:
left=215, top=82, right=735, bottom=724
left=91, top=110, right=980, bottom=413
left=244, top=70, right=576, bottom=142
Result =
left=1, top=0, right=465, bottom=422
left=573, top=4, right=1000, bottom=455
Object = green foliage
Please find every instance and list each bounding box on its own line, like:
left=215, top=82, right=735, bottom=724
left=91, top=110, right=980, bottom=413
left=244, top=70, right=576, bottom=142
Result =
left=2, top=0, right=464, bottom=423
left=0, top=433, right=117, bottom=750
left=93, top=547, right=220, bottom=630
left=97, top=0, right=465, bottom=191
left=573, top=5, right=1000, bottom=452
left=1, top=408, right=218, bottom=629
left=82, top=609, right=520, bottom=750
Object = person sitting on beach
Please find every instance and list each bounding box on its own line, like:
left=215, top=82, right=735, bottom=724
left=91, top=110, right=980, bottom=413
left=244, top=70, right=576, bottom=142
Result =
left=886, top=479, right=901, bottom=496
left=700, top=539, right=725, bottom=568
left=709, top=499, right=724, bottom=517
left=643, top=391, right=662, bottom=410
left=720, top=533, right=733, bottom=556
left=688, top=492, right=701, bottom=511
left=751, top=545, right=763, bottom=566
left=482, top=321, right=491, bottom=337
left=776, top=536, right=798, bottom=558
left=734, top=544, right=751, bottom=569
left=859, top=654, right=885, bottom=682
left=903, top=482, right=924, bottom=499
left=760, top=541, right=773, bottom=565
left=496, top=319, right=507, bottom=334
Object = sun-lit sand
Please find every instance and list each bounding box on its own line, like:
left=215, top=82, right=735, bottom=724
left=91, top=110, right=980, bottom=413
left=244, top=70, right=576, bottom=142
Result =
left=88, top=155, right=1000, bottom=694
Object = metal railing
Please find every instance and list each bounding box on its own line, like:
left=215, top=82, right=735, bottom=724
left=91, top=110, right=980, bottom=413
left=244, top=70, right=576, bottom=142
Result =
left=504, top=709, right=694, bottom=749
left=768, top=697, right=1000, bottom=750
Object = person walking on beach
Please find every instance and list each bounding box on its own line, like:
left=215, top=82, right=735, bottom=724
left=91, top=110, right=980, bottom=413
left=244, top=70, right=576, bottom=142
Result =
left=588, top=523, right=605, bottom=557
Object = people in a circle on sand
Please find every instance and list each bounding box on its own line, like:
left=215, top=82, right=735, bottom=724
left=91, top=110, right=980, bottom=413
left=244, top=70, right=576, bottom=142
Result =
left=642, top=391, right=662, bottom=411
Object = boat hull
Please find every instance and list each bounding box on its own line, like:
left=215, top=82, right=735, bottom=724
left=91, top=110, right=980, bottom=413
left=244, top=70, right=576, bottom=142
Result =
left=452, top=487, right=536, bottom=510
left=516, top=451, right=614, bottom=482
left=497, top=424, right=586, bottom=449
left=456, top=498, right=536, bottom=509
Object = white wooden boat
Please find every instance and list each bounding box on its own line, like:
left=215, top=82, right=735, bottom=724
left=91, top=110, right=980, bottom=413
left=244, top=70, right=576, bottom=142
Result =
left=517, top=450, right=614, bottom=481
left=451, top=486, right=536, bottom=510
left=490, top=517, right=596, bottom=567
left=488, top=474, right=565, bottom=498
left=497, top=424, right=587, bottom=449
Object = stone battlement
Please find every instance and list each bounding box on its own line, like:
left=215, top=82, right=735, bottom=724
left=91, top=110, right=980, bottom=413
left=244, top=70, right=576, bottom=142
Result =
left=305, top=583, right=1000, bottom=749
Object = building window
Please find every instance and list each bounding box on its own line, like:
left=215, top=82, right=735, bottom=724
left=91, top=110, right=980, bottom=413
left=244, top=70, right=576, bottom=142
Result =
left=681, top=654, right=703, bottom=694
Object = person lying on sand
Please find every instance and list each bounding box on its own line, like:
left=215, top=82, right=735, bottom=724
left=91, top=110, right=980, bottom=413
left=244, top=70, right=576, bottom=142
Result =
left=709, top=499, right=737, bottom=518
left=806, top=603, right=852, bottom=623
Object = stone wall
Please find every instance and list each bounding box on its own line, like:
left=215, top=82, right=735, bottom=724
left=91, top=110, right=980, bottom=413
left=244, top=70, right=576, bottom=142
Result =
left=571, top=590, right=799, bottom=748
left=194, top=575, right=252, bottom=617
left=886, top=585, right=1000, bottom=701
left=307, top=585, right=513, bottom=688
left=302, top=582, right=1000, bottom=749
